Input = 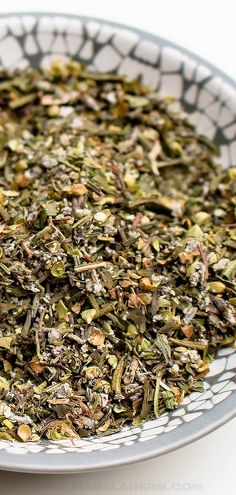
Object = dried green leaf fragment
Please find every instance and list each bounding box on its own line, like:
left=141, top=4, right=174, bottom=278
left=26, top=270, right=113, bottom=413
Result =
left=155, top=334, right=171, bottom=363
left=81, top=309, right=96, bottom=324
left=0, top=336, right=13, bottom=349
left=154, top=374, right=162, bottom=418
left=162, top=391, right=178, bottom=410
left=9, top=93, right=37, bottom=109
left=112, top=356, right=125, bottom=395
left=51, top=261, right=65, bottom=278
left=223, top=260, right=236, bottom=280
left=56, top=300, right=69, bottom=320
left=169, top=338, right=207, bottom=350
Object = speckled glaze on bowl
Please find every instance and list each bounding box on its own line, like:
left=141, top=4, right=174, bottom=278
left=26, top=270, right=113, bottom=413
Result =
left=0, top=12, right=235, bottom=473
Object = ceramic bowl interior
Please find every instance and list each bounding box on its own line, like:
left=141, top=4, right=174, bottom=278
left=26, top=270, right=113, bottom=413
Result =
left=0, top=13, right=235, bottom=473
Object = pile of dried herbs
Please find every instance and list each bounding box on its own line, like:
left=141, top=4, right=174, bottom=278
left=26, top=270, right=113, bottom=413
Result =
left=0, top=61, right=235, bottom=443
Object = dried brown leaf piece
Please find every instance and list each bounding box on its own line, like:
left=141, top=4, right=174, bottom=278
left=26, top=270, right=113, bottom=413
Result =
left=88, top=330, right=105, bottom=347
left=29, top=361, right=44, bottom=375
left=17, top=425, right=32, bottom=442
left=181, top=325, right=194, bottom=338
left=64, top=183, right=88, bottom=196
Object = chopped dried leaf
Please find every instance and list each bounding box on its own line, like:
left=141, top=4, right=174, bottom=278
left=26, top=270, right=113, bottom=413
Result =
left=0, top=337, right=13, bottom=350
left=154, top=374, right=162, bottom=418
left=0, top=61, right=235, bottom=442
left=112, top=356, right=125, bottom=395
left=155, top=334, right=171, bottom=363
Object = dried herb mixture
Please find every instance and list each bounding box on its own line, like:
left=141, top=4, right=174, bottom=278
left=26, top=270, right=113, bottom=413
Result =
left=0, top=61, right=235, bottom=442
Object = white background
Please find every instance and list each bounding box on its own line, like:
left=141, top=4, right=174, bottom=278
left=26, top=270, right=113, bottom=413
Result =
left=0, top=1, right=235, bottom=494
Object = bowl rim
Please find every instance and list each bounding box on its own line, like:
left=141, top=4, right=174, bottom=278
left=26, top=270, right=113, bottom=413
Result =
left=0, top=11, right=235, bottom=474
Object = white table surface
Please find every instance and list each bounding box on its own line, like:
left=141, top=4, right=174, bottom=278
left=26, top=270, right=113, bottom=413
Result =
left=0, top=1, right=235, bottom=493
